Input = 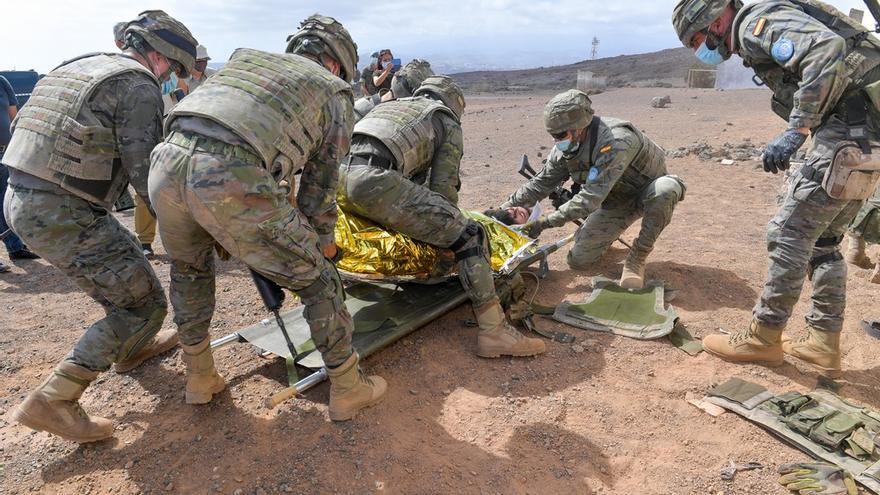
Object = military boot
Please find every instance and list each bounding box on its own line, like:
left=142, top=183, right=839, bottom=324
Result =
left=181, top=339, right=226, bottom=405
left=326, top=353, right=387, bottom=421
left=114, top=329, right=180, bottom=373
left=475, top=301, right=546, bottom=358
left=620, top=249, right=648, bottom=289
left=871, top=262, right=880, bottom=284
left=782, top=328, right=842, bottom=378
left=11, top=362, right=113, bottom=443
left=845, top=235, right=873, bottom=269
left=702, top=319, right=784, bottom=366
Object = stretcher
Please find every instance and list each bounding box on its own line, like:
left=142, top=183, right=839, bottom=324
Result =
left=211, top=211, right=573, bottom=407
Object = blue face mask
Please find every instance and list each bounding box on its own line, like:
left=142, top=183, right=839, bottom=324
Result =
left=556, top=139, right=580, bottom=155
left=695, top=41, right=725, bottom=66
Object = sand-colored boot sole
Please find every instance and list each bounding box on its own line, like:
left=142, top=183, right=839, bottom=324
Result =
left=185, top=374, right=226, bottom=405
left=329, top=376, right=387, bottom=421
left=11, top=402, right=113, bottom=443
left=782, top=338, right=842, bottom=379
left=476, top=338, right=546, bottom=358
left=702, top=334, right=784, bottom=366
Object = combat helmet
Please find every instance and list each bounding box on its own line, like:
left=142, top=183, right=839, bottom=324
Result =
left=672, top=0, right=743, bottom=47
left=544, top=90, right=593, bottom=135
left=286, top=14, right=358, bottom=82
left=124, top=10, right=198, bottom=77
left=414, top=75, right=466, bottom=119
left=391, top=59, right=434, bottom=98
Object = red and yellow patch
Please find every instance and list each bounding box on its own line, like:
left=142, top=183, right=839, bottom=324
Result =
left=753, top=18, right=767, bottom=37
left=599, top=144, right=613, bottom=154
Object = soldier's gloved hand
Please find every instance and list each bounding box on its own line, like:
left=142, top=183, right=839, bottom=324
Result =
left=522, top=217, right=552, bottom=239
left=763, top=128, right=807, bottom=174
left=777, top=462, right=858, bottom=495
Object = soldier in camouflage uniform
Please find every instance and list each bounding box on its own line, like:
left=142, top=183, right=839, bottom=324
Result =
left=845, top=185, right=880, bottom=283
left=673, top=0, right=880, bottom=376
left=353, top=59, right=434, bottom=122
left=340, top=76, right=546, bottom=358
left=494, top=90, right=685, bottom=290
left=3, top=11, right=197, bottom=443
left=148, top=15, right=386, bottom=421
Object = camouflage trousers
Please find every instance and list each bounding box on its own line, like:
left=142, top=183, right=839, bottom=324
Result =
left=755, top=116, right=865, bottom=332
left=848, top=185, right=880, bottom=245
left=339, top=162, right=497, bottom=307
left=3, top=185, right=167, bottom=371
left=148, top=132, right=353, bottom=367
left=567, top=175, right=685, bottom=268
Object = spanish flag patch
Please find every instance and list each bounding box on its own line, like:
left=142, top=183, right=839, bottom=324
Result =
left=753, top=18, right=767, bottom=37
left=599, top=145, right=613, bottom=154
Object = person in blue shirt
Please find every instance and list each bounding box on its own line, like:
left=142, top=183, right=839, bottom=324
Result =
left=0, top=75, right=40, bottom=272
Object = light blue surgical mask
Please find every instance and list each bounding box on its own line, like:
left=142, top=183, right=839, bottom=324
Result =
left=695, top=41, right=725, bottom=66
left=556, top=139, right=581, bottom=155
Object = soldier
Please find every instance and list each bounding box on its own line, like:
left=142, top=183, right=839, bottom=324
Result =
left=672, top=0, right=880, bottom=376
left=492, top=90, right=685, bottom=290
left=339, top=75, right=546, bottom=358
left=148, top=15, right=386, bottom=421
left=353, top=59, right=434, bottom=121
left=3, top=10, right=197, bottom=443
left=845, top=186, right=880, bottom=284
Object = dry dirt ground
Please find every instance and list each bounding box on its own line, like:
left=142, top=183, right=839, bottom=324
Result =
left=1, top=87, right=879, bottom=495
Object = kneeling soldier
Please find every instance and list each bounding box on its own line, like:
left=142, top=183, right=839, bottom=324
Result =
left=339, top=76, right=546, bottom=358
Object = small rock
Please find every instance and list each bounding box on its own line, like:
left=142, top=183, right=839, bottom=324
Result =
left=571, top=344, right=585, bottom=354
left=409, top=389, right=418, bottom=395
left=124, top=460, right=134, bottom=470
left=164, top=483, right=173, bottom=492
left=233, top=490, right=244, bottom=495
left=255, top=488, right=267, bottom=495
left=720, top=159, right=735, bottom=166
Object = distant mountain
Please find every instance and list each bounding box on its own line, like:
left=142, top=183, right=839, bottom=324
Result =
left=451, top=47, right=709, bottom=92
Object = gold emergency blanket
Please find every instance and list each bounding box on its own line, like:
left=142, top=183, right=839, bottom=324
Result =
left=334, top=209, right=532, bottom=280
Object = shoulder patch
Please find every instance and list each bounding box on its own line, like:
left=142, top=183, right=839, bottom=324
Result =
left=771, top=38, right=795, bottom=63
left=752, top=18, right=766, bottom=37
left=599, top=144, right=613, bottom=154
left=588, top=167, right=600, bottom=183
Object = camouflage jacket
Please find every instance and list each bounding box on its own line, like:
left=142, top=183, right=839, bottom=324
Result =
left=733, top=0, right=880, bottom=129
left=503, top=117, right=666, bottom=226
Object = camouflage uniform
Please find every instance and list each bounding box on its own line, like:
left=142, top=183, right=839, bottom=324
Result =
left=149, top=48, right=356, bottom=366
left=731, top=1, right=880, bottom=332
left=338, top=98, right=495, bottom=302
left=502, top=117, right=685, bottom=269
left=848, top=186, right=880, bottom=244
left=2, top=55, right=167, bottom=372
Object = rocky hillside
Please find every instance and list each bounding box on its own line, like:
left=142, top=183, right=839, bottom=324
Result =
left=452, top=47, right=709, bottom=92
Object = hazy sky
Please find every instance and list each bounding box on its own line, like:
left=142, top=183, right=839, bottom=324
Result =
left=2, top=0, right=877, bottom=73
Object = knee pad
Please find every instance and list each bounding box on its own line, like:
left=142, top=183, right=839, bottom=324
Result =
left=449, top=221, right=490, bottom=263
left=652, top=176, right=686, bottom=203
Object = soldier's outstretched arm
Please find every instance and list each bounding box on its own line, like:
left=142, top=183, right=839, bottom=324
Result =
left=739, top=7, right=849, bottom=129
left=427, top=113, right=464, bottom=205
left=502, top=149, right=570, bottom=209
left=548, top=130, right=636, bottom=226
left=298, top=97, right=354, bottom=248
left=115, top=75, right=164, bottom=208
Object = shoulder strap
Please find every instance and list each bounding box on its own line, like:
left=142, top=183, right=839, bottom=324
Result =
left=587, top=116, right=600, bottom=159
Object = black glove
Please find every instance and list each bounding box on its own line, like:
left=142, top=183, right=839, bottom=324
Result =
left=763, top=128, right=807, bottom=174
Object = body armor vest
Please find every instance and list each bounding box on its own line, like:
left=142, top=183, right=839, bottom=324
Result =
left=562, top=117, right=667, bottom=203
left=166, top=48, right=352, bottom=178
left=733, top=0, right=880, bottom=121
left=2, top=53, right=157, bottom=206
left=352, top=97, right=458, bottom=179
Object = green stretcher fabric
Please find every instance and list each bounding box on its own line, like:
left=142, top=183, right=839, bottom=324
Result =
left=236, top=279, right=469, bottom=370
left=705, top=378, right=880, bottom=494
left=551, top=277, right=678, bottom=340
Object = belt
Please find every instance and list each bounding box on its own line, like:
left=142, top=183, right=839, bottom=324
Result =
left=345, top=154, right=393, bottom=170
left=166, top=131, right=262, bottom=167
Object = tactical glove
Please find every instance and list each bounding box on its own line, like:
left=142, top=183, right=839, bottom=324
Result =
left=763, top=128, right=807, bottom=174
left=522, top=217, right=552, bottom=239
left=777, top=462, right=858, bottom=495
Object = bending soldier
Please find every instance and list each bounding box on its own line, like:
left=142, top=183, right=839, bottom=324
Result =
left=673, top=0, right=880, bottom=376
left=339, top=76, right=546, bottom=358
left=4, top=11, right=197, bottom=442
left=493, top=90, right=685, bottom=289
left=148, top=15, right=386, bottom=421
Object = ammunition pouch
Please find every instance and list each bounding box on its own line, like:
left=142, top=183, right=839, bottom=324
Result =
left=821, top=141, right=880, bottom=200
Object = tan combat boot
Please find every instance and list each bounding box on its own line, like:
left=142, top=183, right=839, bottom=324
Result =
left=845, top=235, right=873, bottom=269
left=702, top=320, right=784, bottom=366
left=326, top=353, right=387, bottom=421
left=620, top=250, right=648, bottom=289
left=475, top=301, right=546, bottom=358
left=782, top=328, right=842, bottom=378
left=871, top=262, right=880, bottom=284
left=181, top=339, right=226, bottom=404
left=114, top=329, right=180, bottom=373
left=11, top=362, right=113, bottom=443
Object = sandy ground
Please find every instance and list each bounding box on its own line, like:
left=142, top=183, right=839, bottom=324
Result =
left=1, top=87, right=879, bottom=495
